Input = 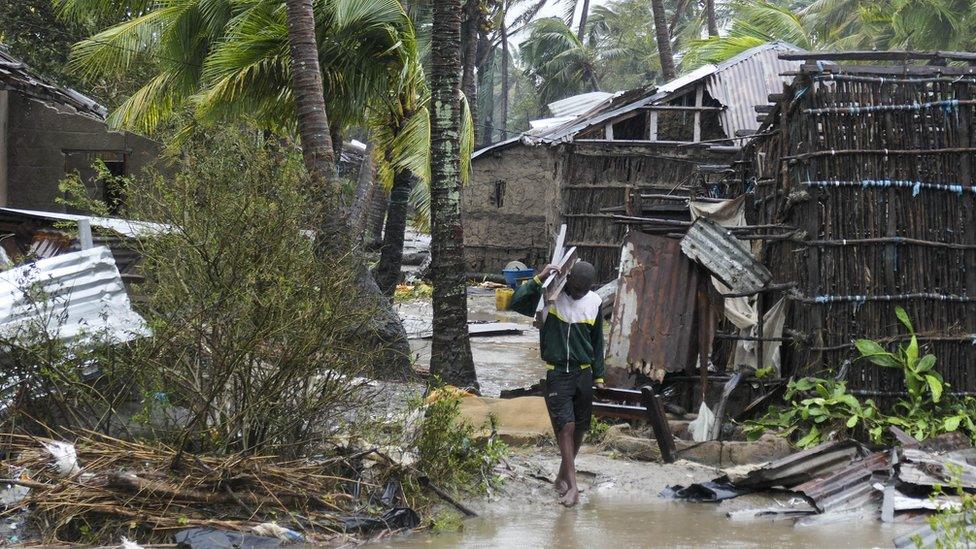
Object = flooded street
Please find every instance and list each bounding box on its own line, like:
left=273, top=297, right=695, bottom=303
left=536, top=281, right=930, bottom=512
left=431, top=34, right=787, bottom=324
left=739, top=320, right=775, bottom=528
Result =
left=393, top=292, right=918, bottom=548
left=374, top=495, right=912, bottom=548
left=399, top=289, right=548, bottom=395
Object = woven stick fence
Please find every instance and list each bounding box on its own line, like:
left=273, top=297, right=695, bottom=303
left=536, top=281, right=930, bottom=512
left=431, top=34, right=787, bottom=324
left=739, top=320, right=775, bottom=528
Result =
left=558, top=143, right=737, bottom=282
left=748, top=58, right=976, bottom=401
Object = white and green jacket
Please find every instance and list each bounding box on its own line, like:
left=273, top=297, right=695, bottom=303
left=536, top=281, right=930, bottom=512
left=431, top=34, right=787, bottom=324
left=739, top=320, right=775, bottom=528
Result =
left=509, top=276, right=605, bottom=383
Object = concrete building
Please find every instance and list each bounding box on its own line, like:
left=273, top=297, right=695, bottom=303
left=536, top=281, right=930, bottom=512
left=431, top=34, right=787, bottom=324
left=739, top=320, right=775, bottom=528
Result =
left=0, top=48, right=159, bottom=213
left=464, top=42, right=802, bottom=281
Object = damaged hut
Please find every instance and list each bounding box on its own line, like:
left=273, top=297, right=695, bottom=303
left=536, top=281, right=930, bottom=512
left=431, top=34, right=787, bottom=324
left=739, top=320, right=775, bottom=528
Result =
left=464, top=42, right=802, bottom=281
left=744, top=51, right=976, bottom=401
left=0, top=47, right=159, bottom=212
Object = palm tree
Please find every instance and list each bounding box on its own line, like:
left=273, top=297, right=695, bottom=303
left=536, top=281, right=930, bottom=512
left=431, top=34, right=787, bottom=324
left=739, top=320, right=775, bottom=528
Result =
left=576, top=0, right=591, bottom=41
left=58, top=0, right=418, bottom=377
left=283, top=0, right=335, bottom=191
left=650, top=0, right=676, bottom=80
left=520, top=18, right=601, bottom=105
left=429, top=0, right=477, bottom=389
left=705, top=0, right=719, bottom=36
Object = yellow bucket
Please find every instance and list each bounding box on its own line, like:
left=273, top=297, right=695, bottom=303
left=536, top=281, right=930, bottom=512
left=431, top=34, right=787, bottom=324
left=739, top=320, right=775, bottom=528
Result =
left=495, top=287, right=515, bottom=311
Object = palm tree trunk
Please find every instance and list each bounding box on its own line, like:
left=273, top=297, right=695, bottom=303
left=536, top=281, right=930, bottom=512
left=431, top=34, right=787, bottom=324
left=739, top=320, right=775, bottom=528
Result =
left=365, top=185, right=389, bottom=247
left=284, top=0, right=411, bottom=379
left=351, top=141, right=375, bottom=239
left=705, top=0, right=719, bottom=37
left=650, top=0, right=677, bottom=81
left=500, top=9, right=509, bottom=139
left=479, top=47, right=495, bottom=148
left=462, top=0, right=479, bottom=143
left=576, top=0, right=591, bottom=42
left=283, top=0, right=335, bottom=193
left=375, top=169, right=413, bottom=296
left=430, top=0, right=478, bottom=390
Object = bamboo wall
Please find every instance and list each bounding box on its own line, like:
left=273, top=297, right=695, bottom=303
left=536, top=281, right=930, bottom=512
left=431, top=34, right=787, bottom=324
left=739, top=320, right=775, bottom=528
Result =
left=557, top=142, right=737, bottom=282
left=749, top=64, right=976, bottom=398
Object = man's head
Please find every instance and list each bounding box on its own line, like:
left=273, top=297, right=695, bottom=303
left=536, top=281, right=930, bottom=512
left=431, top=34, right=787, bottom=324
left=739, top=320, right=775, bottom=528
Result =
left=565, top=261, right=596, bottom=300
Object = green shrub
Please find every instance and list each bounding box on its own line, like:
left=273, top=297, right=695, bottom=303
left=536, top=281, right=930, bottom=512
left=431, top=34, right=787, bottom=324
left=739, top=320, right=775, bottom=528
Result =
left=747, top=306, right=976, bottom=448
left=413, top=392, right=506, bottom=495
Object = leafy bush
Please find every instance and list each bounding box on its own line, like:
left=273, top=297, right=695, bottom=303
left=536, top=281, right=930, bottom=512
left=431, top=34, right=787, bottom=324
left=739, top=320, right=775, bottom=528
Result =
left=748, top=306, right=976, bottom=447
left=745, top=377, right=881, bottom=448
left=2, top=126, right=389, bottom=457
left=413, top=392, right=506, bottom=495
left=123, top=127, right=385, bottom=456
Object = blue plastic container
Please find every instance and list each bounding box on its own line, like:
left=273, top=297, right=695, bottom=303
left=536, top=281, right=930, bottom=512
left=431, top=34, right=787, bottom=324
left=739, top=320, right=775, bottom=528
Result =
left=502, top=267, right=536, bottom=289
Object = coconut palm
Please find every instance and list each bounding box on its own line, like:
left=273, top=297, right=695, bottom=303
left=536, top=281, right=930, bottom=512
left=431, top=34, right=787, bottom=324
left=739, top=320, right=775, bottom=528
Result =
left=57, top=0, right=421, bottom=377
left=429, top=0, right=477, bottom=389
left=650, top=0, right=676, bottom=80
left=520, top=17, right=601, bottom=105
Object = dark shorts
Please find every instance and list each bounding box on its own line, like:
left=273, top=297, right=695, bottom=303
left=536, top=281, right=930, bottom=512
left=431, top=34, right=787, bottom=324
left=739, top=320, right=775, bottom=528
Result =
left=545, top=366, right=593, bottom=435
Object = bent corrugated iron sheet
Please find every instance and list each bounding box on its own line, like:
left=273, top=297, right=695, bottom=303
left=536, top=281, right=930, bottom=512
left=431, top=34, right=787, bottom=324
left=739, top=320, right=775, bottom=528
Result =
left=680, top=217, right=771, bottom=294
left=0, top=247, right=151, bottom=346
left=607, top=232, right=699, bottom=376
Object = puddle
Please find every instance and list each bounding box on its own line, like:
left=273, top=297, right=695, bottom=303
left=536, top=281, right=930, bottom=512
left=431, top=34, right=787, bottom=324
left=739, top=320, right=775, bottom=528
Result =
left=370, top=495, right=915, bottom=548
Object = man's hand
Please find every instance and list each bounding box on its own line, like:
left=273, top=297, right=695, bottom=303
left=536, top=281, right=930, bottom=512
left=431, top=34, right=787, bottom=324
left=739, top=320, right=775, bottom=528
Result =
left=595, top=382, right=606, bottom=390
left=537, top=264, right=559, bottom=282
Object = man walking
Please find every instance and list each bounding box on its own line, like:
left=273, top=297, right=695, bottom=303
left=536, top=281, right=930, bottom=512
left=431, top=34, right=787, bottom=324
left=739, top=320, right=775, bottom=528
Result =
left=509, top=261, right=605, bottom=507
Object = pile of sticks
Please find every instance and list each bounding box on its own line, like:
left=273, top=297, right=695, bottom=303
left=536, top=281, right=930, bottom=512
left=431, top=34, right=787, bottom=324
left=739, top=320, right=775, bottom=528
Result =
left=0, top=431, right=389, bottom=543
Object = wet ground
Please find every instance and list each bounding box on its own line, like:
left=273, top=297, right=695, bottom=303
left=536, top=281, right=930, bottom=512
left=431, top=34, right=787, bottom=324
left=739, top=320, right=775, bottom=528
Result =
left=398, top=289, right=547, bottom=396
left=369, top=449, right=915, bottom=549
left=391, top=291, right=917, bottom=548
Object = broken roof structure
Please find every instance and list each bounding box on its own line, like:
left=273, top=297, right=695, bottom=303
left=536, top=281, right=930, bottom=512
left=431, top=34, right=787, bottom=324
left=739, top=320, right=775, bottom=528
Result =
left=0, top=49, right=107, bottom=120
left=0, top=47, right=160, bottom=212
left=463, top=42, right=803, bottom=281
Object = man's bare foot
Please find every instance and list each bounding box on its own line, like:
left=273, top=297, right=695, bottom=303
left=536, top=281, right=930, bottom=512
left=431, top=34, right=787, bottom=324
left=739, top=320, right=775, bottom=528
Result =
left=554, top=477, right=569, bottom=495
left=560, top=486, right=579, bottom=507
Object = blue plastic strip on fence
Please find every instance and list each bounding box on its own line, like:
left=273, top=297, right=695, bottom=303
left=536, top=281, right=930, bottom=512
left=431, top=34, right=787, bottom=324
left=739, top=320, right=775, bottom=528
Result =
left=801, top=179, right=972, bottom=197
left=805, top=99, right=961, bottom=115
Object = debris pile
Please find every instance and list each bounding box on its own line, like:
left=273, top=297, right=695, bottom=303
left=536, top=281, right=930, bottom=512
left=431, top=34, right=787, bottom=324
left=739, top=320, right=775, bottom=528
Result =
left=0, top=432, right=419, bottom=544
left=665, top=428, right=976, bottom=537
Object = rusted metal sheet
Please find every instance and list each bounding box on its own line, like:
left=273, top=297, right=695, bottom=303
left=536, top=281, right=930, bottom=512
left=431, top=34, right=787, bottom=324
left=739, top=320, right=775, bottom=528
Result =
left=607, top=232, right=699, bottom=376
left=734, top=440, right=865, bottom=489
left=790, top=451, right=891, bottom=512
left=680, top=217, right=772, bottom=294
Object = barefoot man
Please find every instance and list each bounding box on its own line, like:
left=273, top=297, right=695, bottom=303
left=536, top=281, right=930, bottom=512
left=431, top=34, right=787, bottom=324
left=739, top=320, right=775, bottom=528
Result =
left=509, top=260, right=605, bottom=507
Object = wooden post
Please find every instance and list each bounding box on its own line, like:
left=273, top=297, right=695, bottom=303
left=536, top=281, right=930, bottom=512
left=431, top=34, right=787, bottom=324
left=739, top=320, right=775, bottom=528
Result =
left=648, top=111, right=659, bottom=141
left=605, top=122, right=615, bottom=140
left=641, top=386, right=676, bottom=463
left=693, top=87, right=704, bottom=143
left=77, top=219, right=94, bottom=250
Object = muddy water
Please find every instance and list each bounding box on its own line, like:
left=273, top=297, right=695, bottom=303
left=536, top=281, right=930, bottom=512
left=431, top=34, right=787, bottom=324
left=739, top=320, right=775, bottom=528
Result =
left=373, top=495, right=913, bottom=548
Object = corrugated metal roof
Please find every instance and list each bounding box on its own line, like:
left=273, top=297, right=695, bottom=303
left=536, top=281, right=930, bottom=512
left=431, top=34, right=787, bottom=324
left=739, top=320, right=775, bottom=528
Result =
left=471, top=41, right=804, bottom=158
left=0, top=48, right=107, bottom=119
left=547, top=92, right=615, bottom=118
left=705, top=41, right=802, bottom=140
left=680, top=217, right=772, bottom=294
left=0, top=208, right=171, bottom=238
left=0, top=247, right=151, bottom=346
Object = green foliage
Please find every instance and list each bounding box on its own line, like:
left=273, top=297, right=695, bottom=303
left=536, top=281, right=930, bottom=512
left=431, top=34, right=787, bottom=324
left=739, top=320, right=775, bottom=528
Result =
left=748, top=306, right=976, bottom=448
left=586, top=416, right=611, bottom=444
left=428, top=509, right=464, bottom=534
left=745, top=377, right=881, bottom=448
left=414, top=392, right=507, bottom=495
left=921, top=471, right=976, bottom=548
left=519, top=18, right=601, bottom=106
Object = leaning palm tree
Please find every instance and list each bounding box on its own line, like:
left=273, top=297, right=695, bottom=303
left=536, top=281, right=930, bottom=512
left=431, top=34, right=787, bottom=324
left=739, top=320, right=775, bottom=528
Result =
left=650, top=0, right=676, bottom=80
left=429, top=0, right=477, bottom=390
left=57, top=0, right=419, bottom=377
